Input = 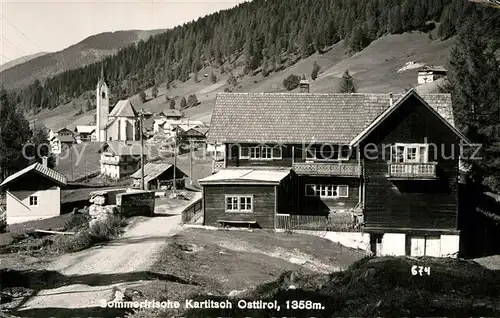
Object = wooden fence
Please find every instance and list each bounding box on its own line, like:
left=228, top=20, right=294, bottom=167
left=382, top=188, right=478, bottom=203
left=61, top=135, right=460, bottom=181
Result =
left=275, top=213, right=362, bottom=232
left=182, top=198, right=203, bottom=224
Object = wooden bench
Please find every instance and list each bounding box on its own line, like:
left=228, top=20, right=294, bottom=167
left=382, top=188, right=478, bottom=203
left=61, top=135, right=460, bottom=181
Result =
left=218, top=220, right=257, bottom=228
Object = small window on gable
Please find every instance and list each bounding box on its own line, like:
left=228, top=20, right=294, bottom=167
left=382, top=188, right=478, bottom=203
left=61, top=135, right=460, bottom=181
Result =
left=102, top=91, right=106, bottom=99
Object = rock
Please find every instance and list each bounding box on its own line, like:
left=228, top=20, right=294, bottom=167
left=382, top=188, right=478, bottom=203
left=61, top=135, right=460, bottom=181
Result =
left=92, top=196, right=106, bottom=206
left=228, top=289, right=246, bottom=298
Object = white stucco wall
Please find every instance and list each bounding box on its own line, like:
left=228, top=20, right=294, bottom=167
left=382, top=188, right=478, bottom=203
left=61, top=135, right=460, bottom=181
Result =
left=381, top=233, right=406, bottom=256
left=6, top=187, right=61, bottom=224
left=293, top=230, right=371, bottom=251
left=440, top=234, right=460, bottom=258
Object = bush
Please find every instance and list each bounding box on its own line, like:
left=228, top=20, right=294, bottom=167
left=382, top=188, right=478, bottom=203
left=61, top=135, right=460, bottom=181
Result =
left=74, top=108, right=84, bottom=116
left=52, top=216, right=126, bottom=253
left=187, top=94, right=198, bottom=107
left=283, top=74, right=300, bottom=91
left=180, top=97, right=187, bottom=108
left=139, top=90, right=147, bottom=103
left=151, top=85, right=158, bottom=99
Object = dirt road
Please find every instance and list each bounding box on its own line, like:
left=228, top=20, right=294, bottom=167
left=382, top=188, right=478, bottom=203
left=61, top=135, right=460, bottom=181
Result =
left=17, top=193, right=201, bottom=311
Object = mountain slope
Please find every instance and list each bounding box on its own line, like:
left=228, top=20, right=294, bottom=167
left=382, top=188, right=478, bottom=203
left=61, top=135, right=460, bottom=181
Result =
left=0, top=52, right=49, bottom=72
left=34, top=31, right=454, bottom=131
left=0, top=29, right=166, bottom=90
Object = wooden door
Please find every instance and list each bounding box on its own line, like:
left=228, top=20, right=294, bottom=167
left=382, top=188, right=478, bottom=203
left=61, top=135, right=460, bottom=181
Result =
left=410, top=236, right=426, bottom=256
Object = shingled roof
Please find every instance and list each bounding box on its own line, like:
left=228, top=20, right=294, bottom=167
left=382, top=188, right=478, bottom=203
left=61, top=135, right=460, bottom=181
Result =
left=0, top=163, right=67, bottom=188
left=109, top=100, right=138, bottom=118
left=207, top=92, right=456, bottom=144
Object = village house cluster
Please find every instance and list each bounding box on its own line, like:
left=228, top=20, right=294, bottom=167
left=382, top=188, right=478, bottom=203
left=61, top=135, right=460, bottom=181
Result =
left=0, top=66, right=474, bottom=259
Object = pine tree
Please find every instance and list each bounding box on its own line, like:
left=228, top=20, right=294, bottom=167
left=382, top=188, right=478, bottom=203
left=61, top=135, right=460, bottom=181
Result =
left=339, top=70, right=356, bottom=93
left=180, top=97, right=187, bottom=108
left=311, top=61, right=320, bottom=81
left=210, top=71, right=217, bottom=83
left=443, top=16, right=500, bottom=190
left=152, top=85, right=158, bottom=99
left=188, top=94, right=198, bottom=106
left=139, top=90, right=147, bottom=103
left=170, top=99, right=176, bottom=109
left=0, top=87, right=32, bottom=180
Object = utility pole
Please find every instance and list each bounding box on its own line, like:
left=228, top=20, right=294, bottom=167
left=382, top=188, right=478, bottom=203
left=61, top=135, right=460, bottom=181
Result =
left=140, top=111, right=145, bottom=190
left=189, top=138, right=193, bottom=185
left=172, top=132, right=177, bottom=197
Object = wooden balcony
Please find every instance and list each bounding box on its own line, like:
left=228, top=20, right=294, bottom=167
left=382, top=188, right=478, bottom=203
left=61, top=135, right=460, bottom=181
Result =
left=292, top=161, right=361, bottom=177
left=388, top=162, right=438, bottom=179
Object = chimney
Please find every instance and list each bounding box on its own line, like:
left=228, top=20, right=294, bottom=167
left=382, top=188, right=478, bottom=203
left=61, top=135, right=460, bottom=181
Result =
left=299, top=80, right=310, bottom=93
left=389, top=92, right=393, bottom=106
left=42, top=156, right=48, bottom=167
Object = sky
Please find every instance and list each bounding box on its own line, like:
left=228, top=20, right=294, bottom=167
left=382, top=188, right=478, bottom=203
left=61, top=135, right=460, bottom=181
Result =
left=0, top=0, right=247, bottom=64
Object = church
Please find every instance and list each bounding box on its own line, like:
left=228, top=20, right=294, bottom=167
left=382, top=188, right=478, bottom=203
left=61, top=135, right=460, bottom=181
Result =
left=95, top=71, right=140, bottom=142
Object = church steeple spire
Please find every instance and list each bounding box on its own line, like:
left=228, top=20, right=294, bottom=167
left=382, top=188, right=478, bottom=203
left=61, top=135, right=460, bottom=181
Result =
left=100, top=62, right=104, bottom=81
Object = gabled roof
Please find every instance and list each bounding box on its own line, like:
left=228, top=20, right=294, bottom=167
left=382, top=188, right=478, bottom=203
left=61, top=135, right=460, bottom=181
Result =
left=195, top=127, right=209, bottom=135
left=350, top=89, right=471, bottom=147
left=0, top=163, right=67, bottom=188
left=130, top=162, right=187, bottom=182
left=109, top=100, right=138, bottom=118
left=208, top=92, right=457, bottom=144
left=418, top=65, right=447, bottom=73
left=55, top=127, right=72, bottom=134
left=75, top=125, right=96, bottom=134
left=163, top=109, right=183, bottom=117
left=51, top=135, right=75, bottom=143
left=199, top=169, right=290, bottom=185
left=99, top=141, right=145, bottom=156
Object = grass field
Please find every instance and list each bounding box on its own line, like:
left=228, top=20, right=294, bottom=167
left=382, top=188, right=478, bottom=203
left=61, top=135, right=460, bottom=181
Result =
left=125, top=227, right=365, bottom=317
left=32, top=31, right=454, bottom=132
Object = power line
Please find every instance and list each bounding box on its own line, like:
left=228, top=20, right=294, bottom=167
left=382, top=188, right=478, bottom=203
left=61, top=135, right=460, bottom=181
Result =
left=1, top=15, right=45, bottom=53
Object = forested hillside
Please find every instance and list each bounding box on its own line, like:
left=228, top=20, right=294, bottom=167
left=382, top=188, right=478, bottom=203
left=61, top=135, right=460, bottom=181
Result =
left=5, top=0, right=496, bottom=114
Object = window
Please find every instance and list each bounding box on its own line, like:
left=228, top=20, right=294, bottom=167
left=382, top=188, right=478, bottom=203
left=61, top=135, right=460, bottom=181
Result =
left=225, top=195, right=253, bottom=212
left=305, top=148, right=316, bottom=160
left=305, top=185, right=348, bottom=198
left=250, top=147, right=261, bottom=159
left=240, top=146, right=250, bottom=159
left=261, top=146, right=272, bottom=159
left=240, top=145, right=282, bottom=160
left=29, top=196, right=38, bottom=206
left=391, top=144, right=429, bottom=163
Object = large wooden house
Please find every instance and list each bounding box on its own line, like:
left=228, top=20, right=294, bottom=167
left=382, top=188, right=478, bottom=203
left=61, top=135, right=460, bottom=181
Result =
left=200, top=88, right=470, bottom=258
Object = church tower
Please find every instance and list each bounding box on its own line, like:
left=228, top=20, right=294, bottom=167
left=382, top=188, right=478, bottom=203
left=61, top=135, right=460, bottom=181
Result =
left=96, top=65, right=109, bottom=142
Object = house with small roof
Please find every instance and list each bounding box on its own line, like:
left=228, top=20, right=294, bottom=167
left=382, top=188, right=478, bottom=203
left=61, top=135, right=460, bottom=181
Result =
left=131, top=162, right=187, bottom=190
left=417, top=66, right=447, bottom=84
left=74, top=125, right=96, bottom=143
left=200, top=86, right=470, bottom=258
left=0, top=159, right=67, bottom=224
left=49, top=127, right=73, bottom=140
left=50, top=134, right=76, bottom=154
left=162, top=109, right=184, bottom=120
left=99, top=141, right=146, bottom=179
left=105, top=99, right=140, bottom=141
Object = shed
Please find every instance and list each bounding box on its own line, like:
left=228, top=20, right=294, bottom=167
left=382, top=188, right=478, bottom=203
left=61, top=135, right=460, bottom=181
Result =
left=130, top=162, right=188, bottom=190
left=0, top=162, right=67, bottom=224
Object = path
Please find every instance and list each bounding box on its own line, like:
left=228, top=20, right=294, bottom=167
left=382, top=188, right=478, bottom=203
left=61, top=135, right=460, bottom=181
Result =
left=17, top=193, right=201, bottom=311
